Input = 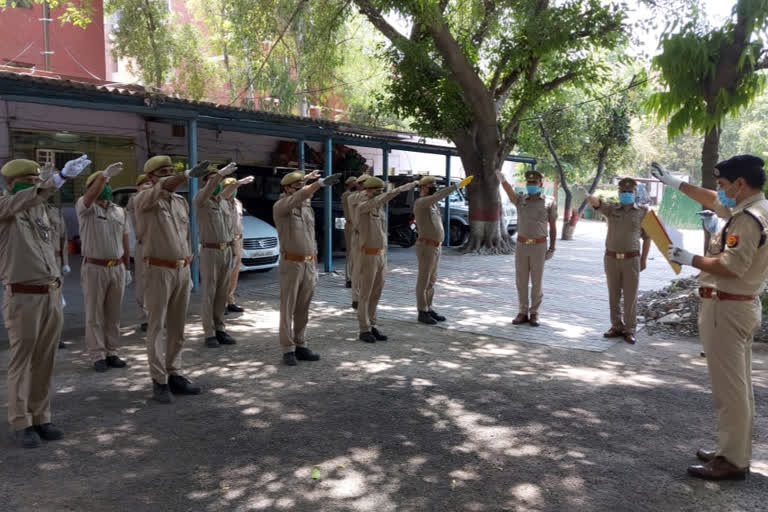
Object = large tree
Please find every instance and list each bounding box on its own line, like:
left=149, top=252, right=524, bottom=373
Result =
left=352, top=0, right=626, bottom=252
left=647, top=0, right=768, bottom=189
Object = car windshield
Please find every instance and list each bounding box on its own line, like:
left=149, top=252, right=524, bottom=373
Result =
left=449, top=188, right=465, bottom=202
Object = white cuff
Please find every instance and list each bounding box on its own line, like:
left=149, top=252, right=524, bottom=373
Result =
left=665, top=175, right=684, bottom=190
left=52, top=173, right=67, bottom=189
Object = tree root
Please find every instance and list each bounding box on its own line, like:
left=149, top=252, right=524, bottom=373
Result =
left=459, top=233, right=516, bottom=255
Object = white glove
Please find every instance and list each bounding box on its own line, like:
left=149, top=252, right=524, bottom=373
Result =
left=306, top=170, right=323, bottom=181
left=62, top=264, right=71, bottom=275
left=218, top=162, right=237, bottom=177
left=667, top=245, right=695, bottom=266
left=651, top=162, right=684, bottom=190
left=61, top=155, right=91, bottom=178
left=237, top=176, right=255, bottom=186
left=185, top=160, right=210, bottom=178
left=125, top=271, right=133, bottom=286
left=40, top=163, right=55, bottom=181
left=545, top=248, right=555, bottom=261
left=319, top=173, right=342, bottom=187
left=101, top=162, right=123, bottom=179
left=496, top=170, right=507, bottom=183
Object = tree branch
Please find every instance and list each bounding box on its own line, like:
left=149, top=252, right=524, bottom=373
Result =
left=472, top=0, right=497, bottom=46
left=539, top=71, right=579, bottom=93
left=353, top=0, right=412, bottom=52
left=539, top=120, right=569, bottom=196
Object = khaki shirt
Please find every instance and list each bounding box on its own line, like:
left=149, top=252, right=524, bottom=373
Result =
left=76, top=198, right=127, bottom=260
left=273, top=188, right=316, bottom=256
left=229, top=198, right=243, bottom=238
left=515, top=194, right=557, bottom=238
left=342, top=190, right=354, bottom=225
left=597, top=201, right=648, bottom=252
left=702, top=192, right=768, bottom=296
left=46, top=203, right=68, bottom=266
left=194, top=179, right=233, bottom=245
left=357, top=186, right=407, bottom=250
left=414, top=185, right=455, bottom=243
left=125, top=194, right=146, bottom=244
left=0, top=179, right=60, bottom=284
left=348, top=191, right=367, bottom=234
left=134, top=179, right=191, bottom=260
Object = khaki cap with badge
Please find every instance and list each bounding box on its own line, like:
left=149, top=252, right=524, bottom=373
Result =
left=144, top=155, right=173, bottom=174
left=345, top=176, right=357, bottom=185
left=419, top=175, right=437, bottom=186
left=1, top=159, right=40, bottom=178
left=363, top=176, right=385, bottom=189
left=281, top=170, right=306, bottom=186
left=136, top=174, right=149, bottom=186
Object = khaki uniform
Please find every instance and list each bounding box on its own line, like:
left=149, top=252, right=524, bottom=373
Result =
left=356, top=187, right=404, bottom=332
left=0, top=180, right=63, bottom=430
left=342, top=190, right=354, bottom=282
left=77, top=198, right=128, bottom=361
left=698, top=192, right=768, bottom=468
left=46, top=204, right=68, bottom=271
left=126, top=194, right=147, bottom=321
left=194, top=180, right=234, bottom=338
left=348, top=191, right=367, bottom=302
left=413, top=185, right=455, bottom=311
left=273, top=188, right=317, bottom=351
left=514, top=194, right=557, bottom=315
left=597, top=201, right=649, bottom=334
left=227, top=198, right=244, bottom=304
left=135, top=180, right=192, bottom=384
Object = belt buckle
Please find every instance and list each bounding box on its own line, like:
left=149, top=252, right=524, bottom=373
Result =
left=49, top=280, right=59, bottom=291
left=304, top=255, right=313, bottom=261
left=176, top=259, right=184, bottom=268
left=219, top=243, right=227, bottom=250
left=616, top=252, right=625, bottom=259
left=107, top=260, right=117, bottom=267
left=525, top=239, right=535, bottom=245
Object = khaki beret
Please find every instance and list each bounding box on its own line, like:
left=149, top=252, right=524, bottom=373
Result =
left=618, top=177, right=637, bottom=190
left=281, top=170, right=306, bottom=186
left=136, top=174, right=149, bottom=186
left=144, top=155, right=173, bottom=174
left=356, top=174, right=371, bottom=183
left=1, top=159, right=40, bottom=178
left=419, top=175, right=436, bottom=186
left=222, top=177, right=237, bottom=186
left=86, top=170, right=104, bottom=188
left=525, top=170, right=543, bottom=181
left=345, top=176, right=357, bottom=185
left=364, top=176, right=385, bottom=189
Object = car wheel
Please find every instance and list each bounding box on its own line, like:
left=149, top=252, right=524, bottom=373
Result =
left=449, top=222, right=468, bottom=247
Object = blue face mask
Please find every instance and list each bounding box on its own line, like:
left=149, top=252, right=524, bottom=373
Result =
left=717, top=188, right=737, bottom=208
left=619, top=192, right=635, bottom=205
left=526, top=185, right=541, bottom=195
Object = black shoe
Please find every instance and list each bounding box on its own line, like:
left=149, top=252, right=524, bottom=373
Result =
left=295, top=346, right=320, bottom=361
left=345, top=280, right=352, bottom=289
left=227, top=304, right=245, bottom=313
left=152, top=380, right=174, bottom=404
left=371, top=327, right=388, bottom=341
left=140, top=322, right=148, bottom=332
left=205, top=336, right=220, bottom=348
left=216, top=330, right=237, bottom=345
left=168, top=375, right=201, bottom=395
left=429, top=310, right=446, bottom=322
left=34, top=423, right=63, bottom=441
left=359, top=332, right=376, bottom=343
left=106, top=355, right=127, bottom=368
left=418, top=311, right=437, bottom=325
left=93, top=359, right=109, bottom=373
left=352, top=301, right=358, bottom=310
left=283, top=352, right=298, bottom=366
left=58, top=341, right=67, bottom=349
left=15, top=427, right=41, bottom=449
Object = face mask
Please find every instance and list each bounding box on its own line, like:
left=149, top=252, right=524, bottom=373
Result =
left=11, top=181, right=35, bottom=195
left=619, top=192, right=635, bottom=205
left=213, top=183, right=222, bottom=196
left=98, top=184, right=113, bottom=202
left=426, top=186, right=437, bottom=195
left=717, top=187, right=737, bottom=208
left=526, top=185, right=541, bottom=195
left=232, top=190, right=237, bottom=199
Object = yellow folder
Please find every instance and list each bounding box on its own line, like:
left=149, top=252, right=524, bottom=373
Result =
left=641, top=210, right=682, bottom=274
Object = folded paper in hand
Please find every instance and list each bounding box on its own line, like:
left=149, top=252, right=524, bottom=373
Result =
left=641, top=209, right=682, bottom=274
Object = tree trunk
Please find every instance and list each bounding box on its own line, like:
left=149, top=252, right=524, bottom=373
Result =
left=566, top=144, right=609, bottom=239
left=461, top=153, right=514, bottom=254
left=701, top=124, right=720, bottom=190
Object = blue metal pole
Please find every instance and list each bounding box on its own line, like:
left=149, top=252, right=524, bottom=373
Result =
left=382, top=145, right=389, bottom=226
left=187, top=119, right=200, bottom=290
left=298, top=138, right=305, bottom=171
left=324, top=137, right=333, bottom=272
left=443, top=154, right=451, bottom=247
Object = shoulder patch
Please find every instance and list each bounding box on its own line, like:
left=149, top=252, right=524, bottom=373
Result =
left=726, top=234, right=739, bottom=248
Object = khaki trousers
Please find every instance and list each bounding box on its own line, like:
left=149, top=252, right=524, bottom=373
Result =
left=201, top=247, right=234, bottom=338
left=350, top=231, right=361, bottom=302
left=279, top=259, right=317, bottom=351
left=358, top=252, right=386, bottom=332
left=698, top=297, right=760, bottom=469
left=82, top=262, right=126, bottom=361
left=4, top=287, right=63, bottom=430
left=604, top=255, right=640, bottom=334
left=227, top=238, right=243, bottom=305
left=416, top=242, right=440, bottom=311
left=515, top=243, right=547, bottom=315
left=144, top=263, right=191, bottom=384
left=135, top=243, right=147, bottom=321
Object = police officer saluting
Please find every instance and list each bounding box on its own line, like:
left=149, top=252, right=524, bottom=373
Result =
left=581, top=178, right=651, bottom=344
left=348, top=174, right=370, bottom=309
left=413, top=174, right=473, bottom=324
left=77, top=164, right=131, bottom=372
left=653, top=156, right=768, bottom=480
left=342, top=176, right=360, bottom=289
left=274, top=169, right=341, bottom=365
left=499, top=169, right=557, bottom=326
left=222, top=175, right=254, bottom=314
left=135, top=155, right=209, bottom=403
left=194, top=163, right=239, bottom=348
left=126, top=174, right=153, bottom=332
left=356, top=177, right=419, bottom=343
left=1, top=155, right=91, bottom=448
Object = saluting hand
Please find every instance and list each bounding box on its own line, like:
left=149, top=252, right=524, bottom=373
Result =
left=307, top=170, right=323, bottom=181
left=218, top=162, right=238, bottom=177
left=102, top=162, right=124, bottom=179
left=185, top=160, right=211, bottom=178
left=62, top=155, right=92, bottom=178
left=237, top=176, right=255, bottom=186
left=319, top=173, right=343, bottom=187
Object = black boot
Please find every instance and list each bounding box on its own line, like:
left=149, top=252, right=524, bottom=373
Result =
left=93, top=359, right=109, bottom=373
left=429, top=310, right=446, bottom=322
left=106, top=355, right=127, bottom=368
left=34, top=423, right=63, bottom=441
left=140, top=322, right=148, bottom=332
left=216, top=331, right=237, bottom=345
left=283, top=352, right=298, bottom=366
left=295, top=346, right=320, bottom=361
left=152, top=381, right=174, bottom=404
left=352, top=301, right=358, bottom=310
left=205, top=336, right=219, bottom=348
left=227, top=303, right=245, bottom=313
left=371, top=327, right=388, bottom=341
left=418, top=311, right=437, bottom=325
left=58, top=341, right=67, bottom=349
left=15, top=427, right=41, bottom=449
left=345, top=280, right=352, bottom=289
left=359, top=332, right=376, bottom=343
left=168, top=375, right=201, bottom=395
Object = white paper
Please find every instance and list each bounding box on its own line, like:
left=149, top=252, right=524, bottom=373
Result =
left=667, top=226, right=684, bottom=249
